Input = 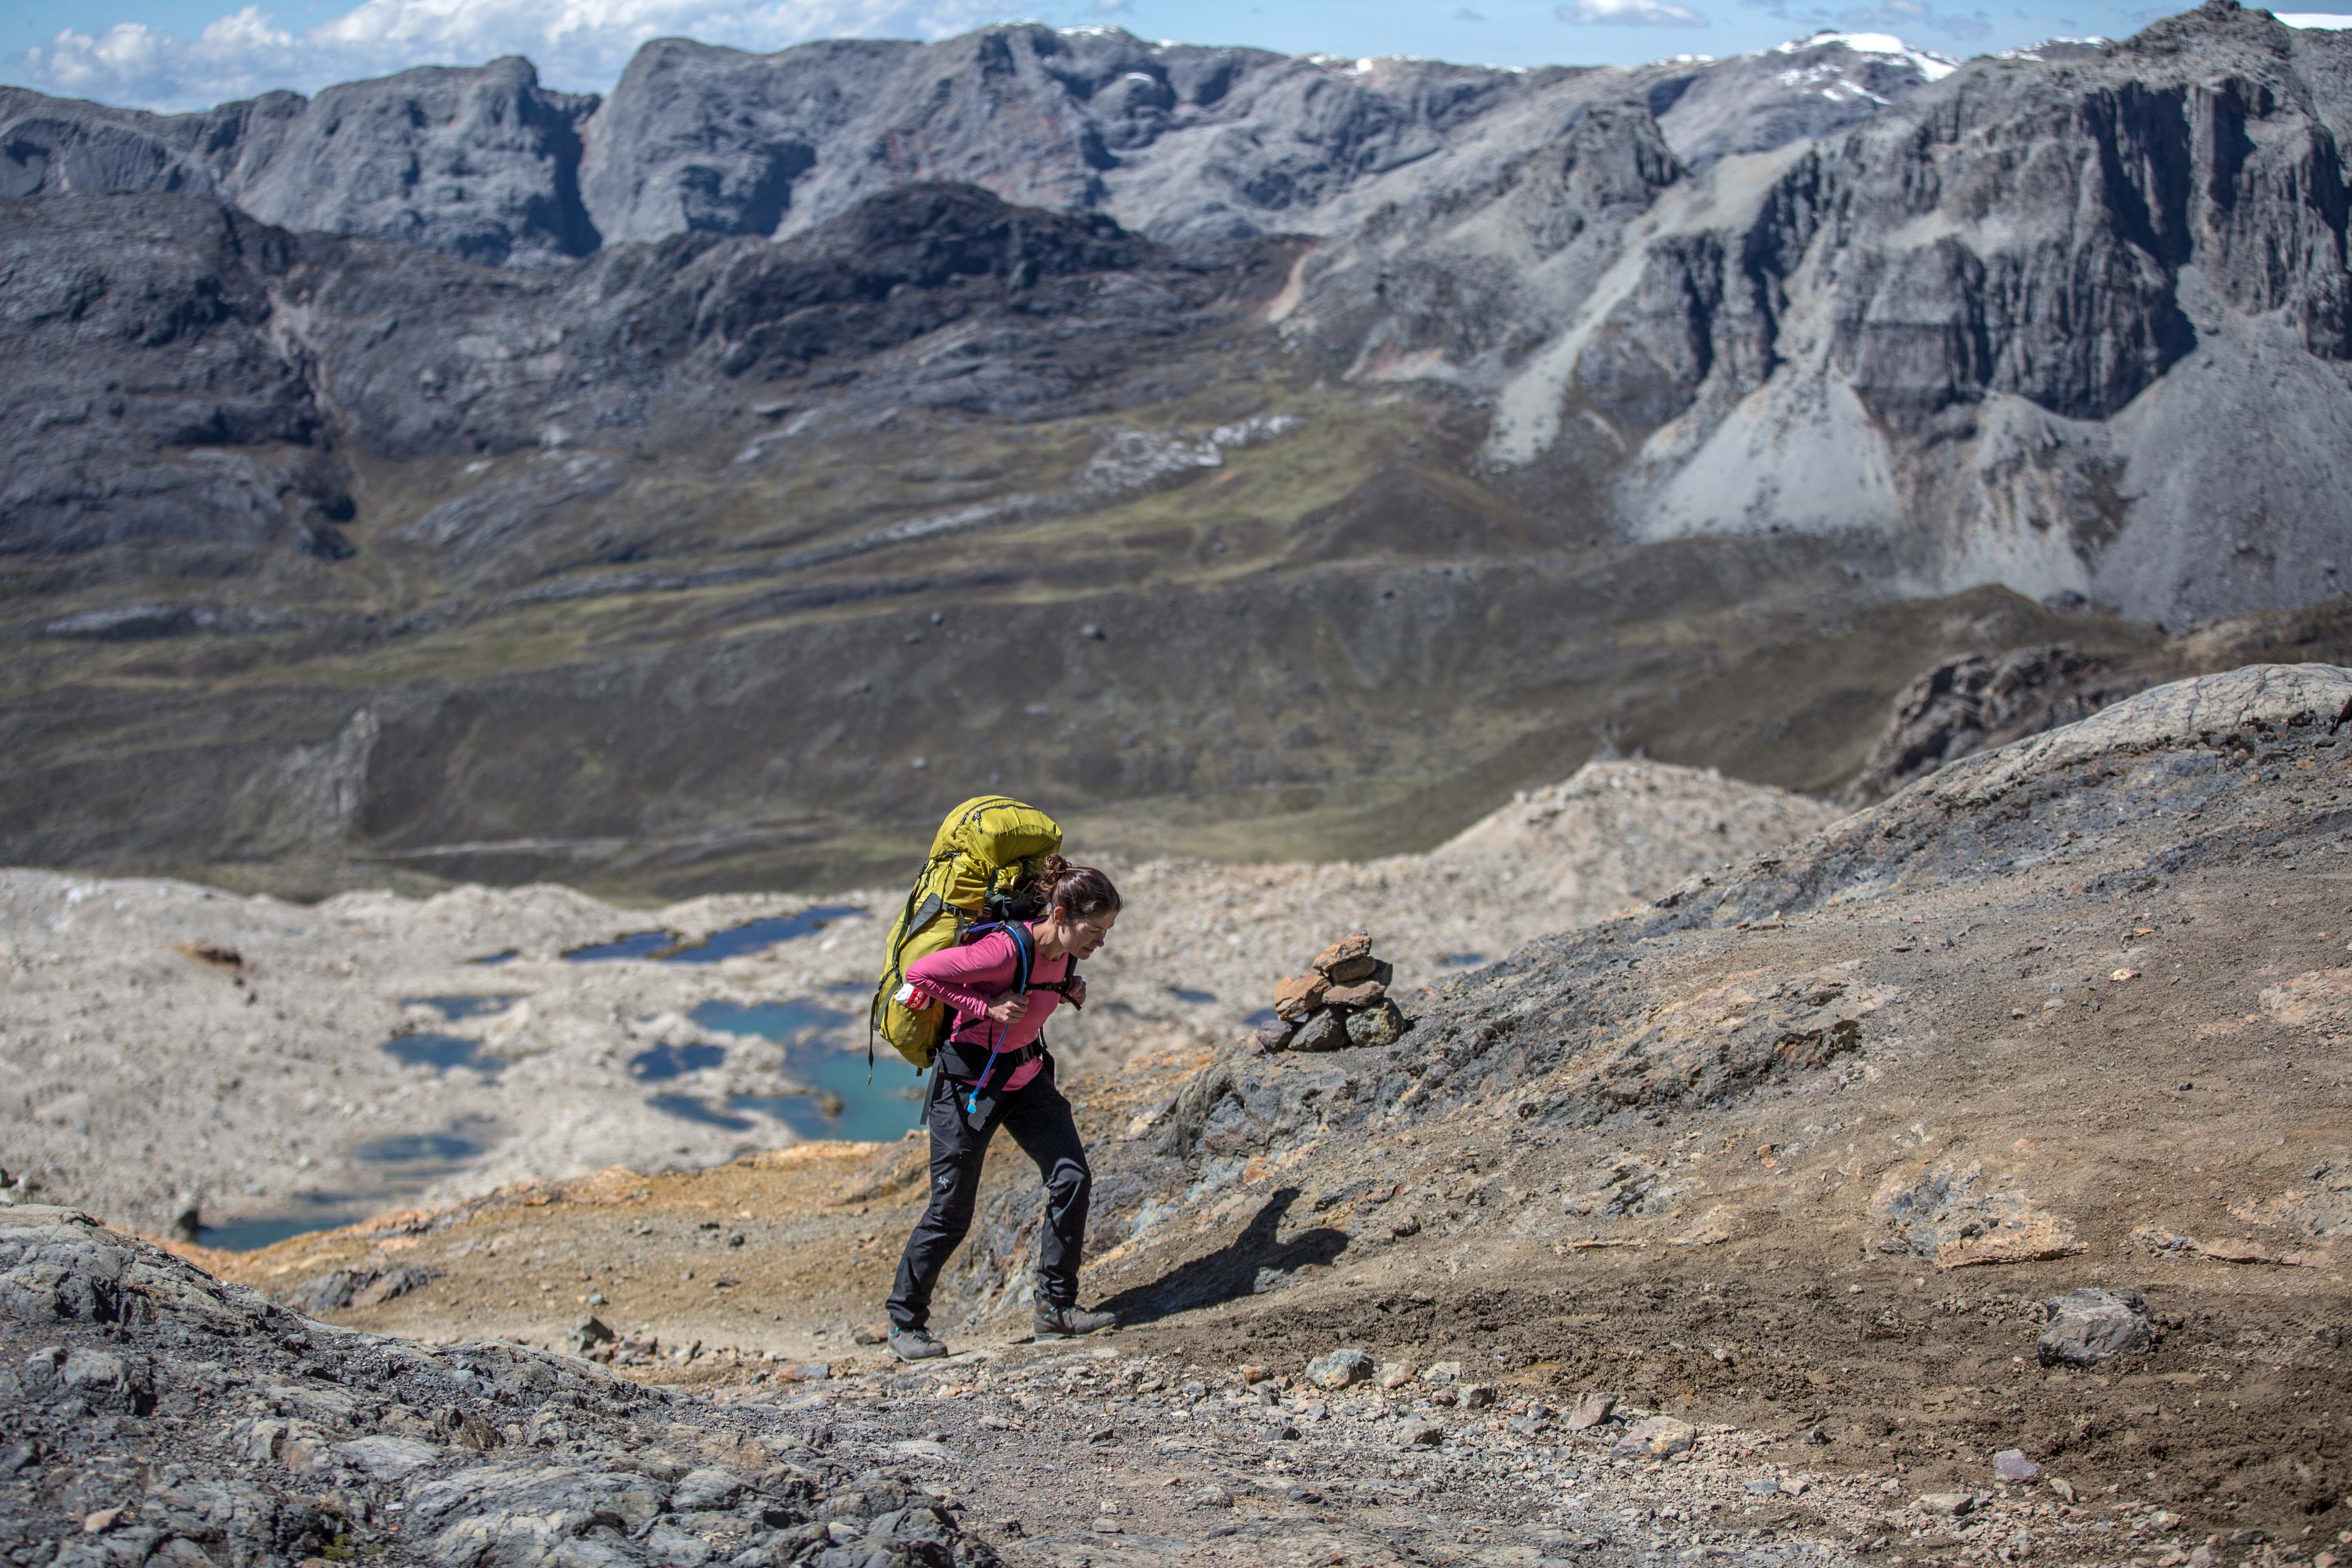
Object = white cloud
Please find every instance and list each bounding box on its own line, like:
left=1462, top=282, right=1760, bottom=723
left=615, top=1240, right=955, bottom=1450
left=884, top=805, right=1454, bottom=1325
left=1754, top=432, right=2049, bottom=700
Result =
left=2276, top=11, right=2352, bottom=24
left=13, top=0, right=1016, bottom=111
left=1557, top=0, right=1710, bottom=23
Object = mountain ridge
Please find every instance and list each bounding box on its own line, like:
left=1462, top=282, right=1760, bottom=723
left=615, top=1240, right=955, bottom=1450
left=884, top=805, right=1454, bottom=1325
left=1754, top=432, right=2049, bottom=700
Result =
left=3, top=2, right=2351, bottom=896
left=0, top=26, right=1964, bottom=260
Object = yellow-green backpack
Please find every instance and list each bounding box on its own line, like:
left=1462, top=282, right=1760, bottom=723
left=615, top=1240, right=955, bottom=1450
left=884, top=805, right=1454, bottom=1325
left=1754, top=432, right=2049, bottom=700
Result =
left=869, top=795, right=1063, bottom=1072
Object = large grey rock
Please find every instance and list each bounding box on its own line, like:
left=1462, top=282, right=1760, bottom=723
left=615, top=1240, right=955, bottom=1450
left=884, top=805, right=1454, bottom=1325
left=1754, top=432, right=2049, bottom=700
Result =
left=0, top=1206, right=993, bottom=1568
left=2036, top=1287, right=2154, bottom=1366
left=0, top=58, right=599, bottom=267
left=0, top=194, right=351, bottom=564
left=1303, top=1347, right=1375, bottom=1389
left=1289, top=1010, right=1350, bottom=1053
left=1650, top=662, right=2352, bottom=930
left=1842, top=646, right=2154, bottom=804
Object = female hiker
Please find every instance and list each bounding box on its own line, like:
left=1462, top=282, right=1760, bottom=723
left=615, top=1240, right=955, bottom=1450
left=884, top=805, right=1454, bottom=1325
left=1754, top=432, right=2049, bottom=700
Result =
left=884, top=856, right=1122, bottom=1360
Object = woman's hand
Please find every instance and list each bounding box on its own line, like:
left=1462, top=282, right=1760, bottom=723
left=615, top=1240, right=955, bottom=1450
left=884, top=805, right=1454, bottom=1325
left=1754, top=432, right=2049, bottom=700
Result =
left=1065, top=975, right=1087, bottom=1009
left=984, top=994, right=1029, bottom=1025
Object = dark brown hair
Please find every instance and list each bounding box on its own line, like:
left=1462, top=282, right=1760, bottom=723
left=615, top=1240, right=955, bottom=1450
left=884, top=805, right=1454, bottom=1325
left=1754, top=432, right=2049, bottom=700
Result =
left=1032, top=853, right=1121, bottom=920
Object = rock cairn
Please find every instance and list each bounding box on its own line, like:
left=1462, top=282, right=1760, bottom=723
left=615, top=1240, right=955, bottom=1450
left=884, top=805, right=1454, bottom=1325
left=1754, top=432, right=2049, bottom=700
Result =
left=1252, top=932, right=1410, bottom=1053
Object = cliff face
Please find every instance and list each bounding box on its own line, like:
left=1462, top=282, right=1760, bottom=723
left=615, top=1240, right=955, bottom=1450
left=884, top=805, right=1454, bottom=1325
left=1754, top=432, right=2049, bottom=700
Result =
left=0, top=196, right=351, bottom=565
left=1285, top=2, right=2352, bottom=622
left=0, top=58, right=601, bottom=267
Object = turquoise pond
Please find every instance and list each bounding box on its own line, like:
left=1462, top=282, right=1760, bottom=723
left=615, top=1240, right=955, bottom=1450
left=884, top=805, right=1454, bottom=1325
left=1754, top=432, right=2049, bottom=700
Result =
left=670, top=998, right=924, bottom=1145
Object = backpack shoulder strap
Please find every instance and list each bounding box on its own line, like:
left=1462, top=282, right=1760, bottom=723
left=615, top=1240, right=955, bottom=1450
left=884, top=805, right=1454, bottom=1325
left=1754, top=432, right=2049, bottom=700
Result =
left=1002, top=920, right=1036, bottom=998
left=1034, top=955, right=1082, bottom=1009
left=959, top=920, right=1036, bottom=999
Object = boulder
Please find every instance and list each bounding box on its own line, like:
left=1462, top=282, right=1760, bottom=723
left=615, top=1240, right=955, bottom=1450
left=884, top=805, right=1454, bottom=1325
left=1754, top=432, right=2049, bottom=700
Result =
left=1289, top=1011, right=1348, bottom=1052
left=1563, top=1392, right=1616, bottom=1430
left=1253, top=1017, right=1297, bottom=1051
left=354, top=1265, right=430, bottom=1307
left=331, top=1435, right=443, bottom=1482
left=1323, top=980, right=1386, bottom=1010
left=1272, top=974, right=1329, bottom=1021
left=1303, top=1348, right=1375, bottom=1390
left=1345, top=999, right=1410, bottom=1048
left=1610, top=1415, right=1696, bottom=1458
left=670, top=1467, right=750, bottom=1510
left=569, top=1315, right=617, bottom=1355
left=2036, top=1288, right=2152, bottom=1367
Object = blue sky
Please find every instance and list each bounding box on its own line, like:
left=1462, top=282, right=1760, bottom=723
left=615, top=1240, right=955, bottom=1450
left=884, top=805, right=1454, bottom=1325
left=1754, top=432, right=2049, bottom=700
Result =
left=2, top=0, right=2341, bottom=114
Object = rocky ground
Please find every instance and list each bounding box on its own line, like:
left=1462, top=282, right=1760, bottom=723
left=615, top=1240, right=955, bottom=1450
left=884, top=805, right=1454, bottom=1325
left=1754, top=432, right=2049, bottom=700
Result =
left=8, top=664, right=2343, bottom=1568
left=0, top=758, right=1829, bottom=1239
left=0, top=1203, right=1006, bottom=1568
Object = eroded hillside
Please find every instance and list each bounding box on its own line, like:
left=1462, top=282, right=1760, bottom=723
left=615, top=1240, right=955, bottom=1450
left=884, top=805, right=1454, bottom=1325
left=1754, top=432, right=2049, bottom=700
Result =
left=105, top=662, right=2352, bottom=1568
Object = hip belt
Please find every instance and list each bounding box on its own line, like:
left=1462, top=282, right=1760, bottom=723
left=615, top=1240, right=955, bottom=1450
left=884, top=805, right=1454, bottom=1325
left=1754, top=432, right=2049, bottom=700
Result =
left=934, top=1037, right=1044, bottom=1083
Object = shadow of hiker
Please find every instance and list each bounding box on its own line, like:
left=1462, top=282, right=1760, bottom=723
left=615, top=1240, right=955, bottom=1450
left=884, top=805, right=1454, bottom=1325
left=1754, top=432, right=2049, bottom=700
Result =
left=1094, top=1186, right=1348, bottom=1328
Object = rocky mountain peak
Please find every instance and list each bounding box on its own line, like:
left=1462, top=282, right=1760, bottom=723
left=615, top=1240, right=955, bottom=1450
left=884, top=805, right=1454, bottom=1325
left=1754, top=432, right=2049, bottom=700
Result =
left=2, top=22, right=1970, bottom=266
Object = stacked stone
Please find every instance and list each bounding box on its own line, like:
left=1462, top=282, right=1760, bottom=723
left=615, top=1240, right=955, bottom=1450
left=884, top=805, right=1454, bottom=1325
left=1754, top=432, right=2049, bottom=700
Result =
left=1253, top=932, right=1411, bottom=1053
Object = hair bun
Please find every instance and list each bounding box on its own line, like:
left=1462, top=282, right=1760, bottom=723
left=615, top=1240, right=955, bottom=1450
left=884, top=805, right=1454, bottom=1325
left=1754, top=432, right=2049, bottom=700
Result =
left=1025, top=854, right=1121, bottom=920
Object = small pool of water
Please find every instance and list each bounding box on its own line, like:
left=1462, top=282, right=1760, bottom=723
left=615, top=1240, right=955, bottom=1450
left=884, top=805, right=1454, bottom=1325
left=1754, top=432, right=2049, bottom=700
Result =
left=204, top=1118, right=501, bottom=1251
left=563, top=930, right=673, bottom=962
left=382, top=1032, right=499, bottom=1075
left=661, top=906, right=866, bottom=964
left=470, top=949, right=520, bottom=965
left=402, top=993, right=520, bottom=1021
left=565, top=907, right=871, bottom=965
left=198, top=1198, right=366, bottom=1252
left=629, top=1042, right=728, bottom=1081
left=1244, top=1008, right=1279, bottom=1028
left=354, top=1128, right=494, bottom=1166
left=1439, top=952, right=1487, bottom=968
left=691, top=997, right=922, bottom=1143
left=730, top=1047, right=922, bottom=1143
left=1168, top=986, right=1218, bottom=1005
left=648, top=1094, right=756, bottom=1130
left=690, top=998, right=846, bottom=1042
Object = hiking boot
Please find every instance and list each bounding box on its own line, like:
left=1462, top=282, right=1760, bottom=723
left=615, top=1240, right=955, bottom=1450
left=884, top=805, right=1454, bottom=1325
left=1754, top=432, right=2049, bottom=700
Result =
left=888, top=1325, right=948, bottom=1361
left=1033, top=1303, right=1117, bottom=1340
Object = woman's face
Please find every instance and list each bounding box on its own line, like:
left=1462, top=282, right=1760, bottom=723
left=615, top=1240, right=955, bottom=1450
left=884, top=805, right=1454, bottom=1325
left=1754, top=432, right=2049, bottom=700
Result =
left=1057, top=906, right=1118, bottom=960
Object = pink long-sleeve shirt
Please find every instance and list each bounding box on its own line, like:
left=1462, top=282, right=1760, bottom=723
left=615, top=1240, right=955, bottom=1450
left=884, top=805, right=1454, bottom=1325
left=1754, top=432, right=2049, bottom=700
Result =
left=904, top=928, right=1070, bottom=1089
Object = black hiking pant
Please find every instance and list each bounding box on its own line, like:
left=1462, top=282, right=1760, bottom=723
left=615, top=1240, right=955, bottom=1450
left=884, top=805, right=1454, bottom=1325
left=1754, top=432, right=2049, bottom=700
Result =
left=886, top=1057, right=1091, bottom=1330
